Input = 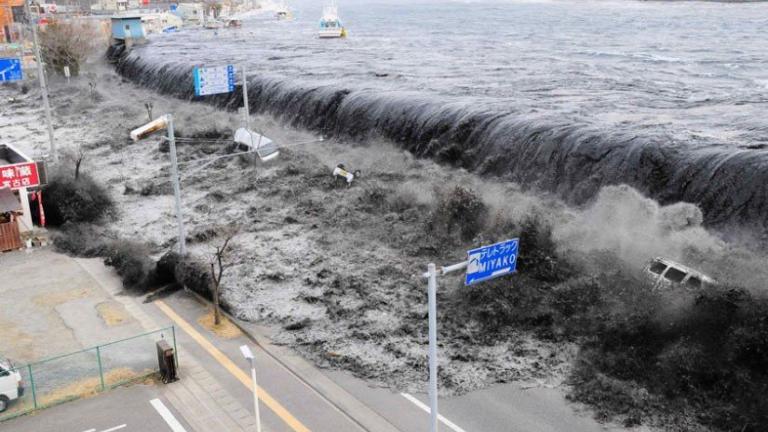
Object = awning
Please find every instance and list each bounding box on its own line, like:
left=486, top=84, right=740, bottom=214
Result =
left=0, top=188, right=21, bottom=213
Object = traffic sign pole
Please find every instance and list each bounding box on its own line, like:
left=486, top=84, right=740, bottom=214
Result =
left=423, top=260, right=468, bottom=432
left=242, top=64, right=250, bottom=130
left=427, top=262, right=439, bottom=432
left=421, top=238, right=517, bottom=431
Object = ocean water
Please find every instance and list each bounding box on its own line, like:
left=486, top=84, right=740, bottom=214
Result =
left=113, top=0, right=768, bottom=231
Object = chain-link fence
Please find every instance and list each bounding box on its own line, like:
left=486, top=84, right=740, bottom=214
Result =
left=0, top=326, right=176, bottom=422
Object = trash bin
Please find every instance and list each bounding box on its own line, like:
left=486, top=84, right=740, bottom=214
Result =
left=156, top=340, right=178, bottom=384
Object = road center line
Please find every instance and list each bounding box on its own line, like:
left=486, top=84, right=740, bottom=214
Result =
left=400, top=393, right=468, bottom=432
left=154, top=299, right=311, bottom=432
left=101, top=425, right=127, bottom=432
left=150, top=398, right=187, bottom=432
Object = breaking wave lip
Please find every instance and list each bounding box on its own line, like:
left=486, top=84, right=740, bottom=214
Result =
left=108, top=44, right=768, bottom=238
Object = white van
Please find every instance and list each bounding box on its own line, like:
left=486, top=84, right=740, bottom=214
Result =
left=0, top=357, right=24, bottom=413
left=644, top=257, right=717, bottom=290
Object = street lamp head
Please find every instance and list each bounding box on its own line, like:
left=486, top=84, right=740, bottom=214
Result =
left=130, top=115, right=171, bottom=142
left=239, top=344, right=254, bottom=360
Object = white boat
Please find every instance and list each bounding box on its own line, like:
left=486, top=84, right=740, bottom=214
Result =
left=318, top=3, right=346, bottom=38
left=275, top=0, right=292, bottom=20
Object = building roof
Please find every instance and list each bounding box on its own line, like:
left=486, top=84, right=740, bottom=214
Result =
left=0, top=188, right=21, bottom=213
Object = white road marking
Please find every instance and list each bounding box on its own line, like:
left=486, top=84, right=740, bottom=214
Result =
left=101, top=425, right=127, bottom=432
left=81, top=429, right=96, bottom=432
left=400, top=393, right=469, bottom=432
left=150, top=398, right=188, bottom=432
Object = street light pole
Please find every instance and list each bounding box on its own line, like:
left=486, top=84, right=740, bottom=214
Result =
left=249, top=357, right=262, bottom=432
left=166, top=114, right=186, bottom=256
left=24, top=0, right=56, bottom=162
left=240, top=345, right=262, bottom=432
left=129, top=115, right=186, bottom=255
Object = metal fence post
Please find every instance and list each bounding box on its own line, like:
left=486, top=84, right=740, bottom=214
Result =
left=96, top=346, right=105, bottom=391
left=27, top=364, right=37, bottom=409
left=427, top=263, right=439, bottom=432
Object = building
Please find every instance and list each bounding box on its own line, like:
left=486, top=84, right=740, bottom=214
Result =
left=0, top=0, right=24, bottom=44
left=0, top=144, right=45, bottom=251
left=110, top=15, right=146, bottom=45
left=142, top=11, right=182, bottom=34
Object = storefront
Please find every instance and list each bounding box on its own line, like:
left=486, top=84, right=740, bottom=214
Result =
left=0, top=187, right=22, bottom=251
left=0, top=143, right=45, bottom=251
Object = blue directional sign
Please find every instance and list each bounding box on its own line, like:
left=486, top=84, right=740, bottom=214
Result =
left=0, top=58, right=23, bottom=82
left=193, top=64, right=235, bottom=97
left=465, top=238, right=519, bottom=286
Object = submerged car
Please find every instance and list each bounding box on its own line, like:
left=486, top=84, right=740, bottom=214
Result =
left=644, top=257, right=717, bottom=290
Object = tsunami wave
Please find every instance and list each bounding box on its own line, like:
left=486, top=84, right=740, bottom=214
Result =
left=108, top=44, right=768, bottom=236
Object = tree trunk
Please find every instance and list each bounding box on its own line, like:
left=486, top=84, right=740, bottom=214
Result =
left=74, top=157, right=82, bottom=180
left=213, top=282, right=221, bottom=326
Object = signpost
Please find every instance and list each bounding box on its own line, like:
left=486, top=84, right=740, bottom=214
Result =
left=193, top=65, right=235, bottom=97
left=0, top=161, right=41, bottom=190
left=422, top=238, right=519, bottom=432
left=465, top=238, right=519, bottom=285
left=0, top=58, right=23, bottom=82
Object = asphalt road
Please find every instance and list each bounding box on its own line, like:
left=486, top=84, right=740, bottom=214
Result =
left=1, top=283, right=618, bottom=432
left=0, top=385, right=192, bottom=432
left=152, top=291, right=616, bottom=432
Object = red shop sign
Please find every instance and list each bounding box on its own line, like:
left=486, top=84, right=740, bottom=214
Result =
left=0, top=162, right=40, bottom=190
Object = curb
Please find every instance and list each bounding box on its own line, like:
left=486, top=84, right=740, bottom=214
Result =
left=184, top=289, right=402, bottom=432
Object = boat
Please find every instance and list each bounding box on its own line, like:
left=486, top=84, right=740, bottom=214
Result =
left=318, top=3, right=346, bottom=38
left=203, top=19, right=223, bottom=30
left=275, top=1, right=292, bottom=20
left=219, top=16, right=242, bottom=28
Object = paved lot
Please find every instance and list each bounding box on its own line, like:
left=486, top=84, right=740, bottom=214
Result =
left=0, top=385, right=193, bottom=432
left=0, top=249, right=145, bottom=364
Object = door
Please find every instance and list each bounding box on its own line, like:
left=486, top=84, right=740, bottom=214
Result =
left=0, top=221, right=22, bottom=252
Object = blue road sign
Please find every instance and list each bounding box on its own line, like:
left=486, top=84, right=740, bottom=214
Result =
left=465, top=238, right=519, bottom=286
left=0, top=58, right=23, bottom=82
left=193, top=64, right=235, bottom=97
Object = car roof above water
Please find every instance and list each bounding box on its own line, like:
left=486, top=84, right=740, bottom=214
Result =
left=648, top=257, right=717, bottom=284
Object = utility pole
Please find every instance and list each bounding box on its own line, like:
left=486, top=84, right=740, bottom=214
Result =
left=24, top=0, right=57, bottom=162
left=166, top=114, right=186, bottom=255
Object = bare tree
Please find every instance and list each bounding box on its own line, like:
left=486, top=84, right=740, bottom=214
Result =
left=74, top=145, right=85, bottom=180
left=38, top=21, right=106, bottom=76
left=144, top=102, right=154, bottom=122
left=210, top=228, right=238, bottom=325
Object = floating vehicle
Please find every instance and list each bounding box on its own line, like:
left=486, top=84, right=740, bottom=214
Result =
left=203, top=19, right=223, bottom=30
left=275, top=1, right=292, bottom=20
left=234, top=128, right=280, bottom=162
left=220, top=17, right=242, bottom=28
left=644, top=257, right=717, bottom=290
left=318, top=3, right=346, bottom=38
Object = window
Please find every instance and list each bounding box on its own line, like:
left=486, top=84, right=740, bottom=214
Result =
left=686, top=277, right=702, bottom=289
left=664, top=267, right=687, bottom=283
left=648, top=260, right=666, bottom=275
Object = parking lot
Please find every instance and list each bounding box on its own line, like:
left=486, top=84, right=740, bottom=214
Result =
left=1, top=384, right=193, bottom=432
